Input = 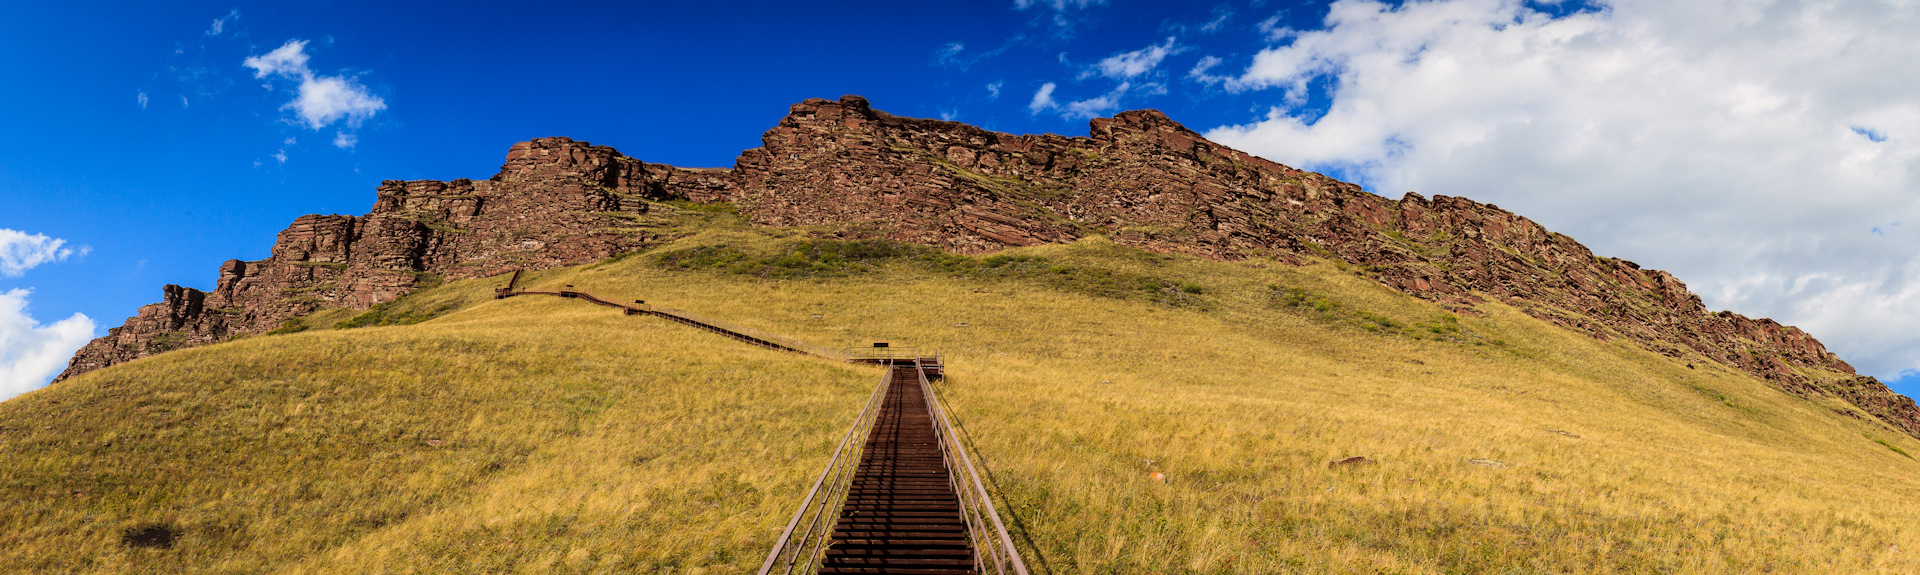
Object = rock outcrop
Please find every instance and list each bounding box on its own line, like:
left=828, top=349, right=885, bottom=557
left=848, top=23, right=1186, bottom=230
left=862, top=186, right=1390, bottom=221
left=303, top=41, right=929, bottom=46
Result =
left=57, top=137, right=705, bottom=380
left=62, top=95, right=1920, bottom=439
left=713, top=95, right=1916, bottom=434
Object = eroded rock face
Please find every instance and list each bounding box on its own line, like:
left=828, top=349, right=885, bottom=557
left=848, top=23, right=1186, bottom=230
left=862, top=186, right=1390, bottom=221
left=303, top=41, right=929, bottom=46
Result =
left=61, top=96, right=1919, bottom=440
left=57, top=137, right=705, bottom=381
left=717, top=95, right=1915, bottom=434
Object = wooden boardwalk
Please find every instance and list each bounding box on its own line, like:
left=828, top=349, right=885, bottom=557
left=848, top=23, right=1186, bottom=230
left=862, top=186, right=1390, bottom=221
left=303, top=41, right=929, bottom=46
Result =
left=496, top=270, right=1022, bottom=574
left=818, top=364, right=972, bottom=574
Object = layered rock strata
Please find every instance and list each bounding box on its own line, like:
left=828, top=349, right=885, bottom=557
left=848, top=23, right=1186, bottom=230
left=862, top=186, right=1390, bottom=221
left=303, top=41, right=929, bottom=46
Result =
left=714, top=95, right=1918, bottom=436
left=63, top=95, right=1920, bottom=438
left=57, top=137, right=704, bottom=379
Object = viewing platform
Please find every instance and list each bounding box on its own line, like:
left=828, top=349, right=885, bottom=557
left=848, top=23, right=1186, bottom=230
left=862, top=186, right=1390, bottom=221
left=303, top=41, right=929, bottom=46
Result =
left=843, top=344, right=944, bottom=378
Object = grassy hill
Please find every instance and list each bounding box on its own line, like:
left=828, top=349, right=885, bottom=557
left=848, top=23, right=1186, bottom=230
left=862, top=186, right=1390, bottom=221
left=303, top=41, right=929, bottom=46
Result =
left=6, top=205, right=1920, bottom=573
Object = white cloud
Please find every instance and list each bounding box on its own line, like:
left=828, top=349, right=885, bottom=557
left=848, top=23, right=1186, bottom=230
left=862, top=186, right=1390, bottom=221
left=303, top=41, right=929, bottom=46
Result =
left=1200, top=7, right=1233, bottom=33
left=0, top=230, right=83, bottom=278
left=283, top=137, right=297, bottom=145
left=937, top=36, right=1023, bottom=70
left=1189, top=55, right=1227, bottom=83
left=1203, top=0, right=1920, bottom=382
left=290, top=75, right=385, bottom=130
left=1062, top=82, right=1127, bottom=118
left=273, top=149, right=288, bottom=164
left=937, top=42, right=966, bottom=65
left=1256, top=13, right=1298, bottom=41
left=1087, top=37, right=1185, bottom=81
left=205, top=9, right=239, bottom=37
left=136, top=91, right=148, bottom=109
left=987, top=81, right=1004, bottom=99
left=1035, top=37, right=1184, bottom=121
left=1030, top=81, right=1135, bottom=120
left=243, top=39, right=386, bottom=135
left=1029, top=82, right=1058, bottom=114
left=0, top=289, right=95, bottom=402
left=331, top=131, right=356, bottom=149
left=180, top=95, right=189, bottom=108
left=242, top=40, right=310, bottom=78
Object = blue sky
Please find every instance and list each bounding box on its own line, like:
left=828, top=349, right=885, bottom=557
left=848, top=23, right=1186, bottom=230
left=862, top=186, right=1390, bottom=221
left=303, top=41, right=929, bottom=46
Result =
left=7, top=0, right=1920, bottom=399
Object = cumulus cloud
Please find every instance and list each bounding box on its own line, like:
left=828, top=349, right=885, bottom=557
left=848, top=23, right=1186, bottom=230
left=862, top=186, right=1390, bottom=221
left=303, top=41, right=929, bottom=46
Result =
left=1203, top=0, right=1920, bottom=382
left=0, top=289, right=95, bottom=401
left=0, top=229, right=84, bottom=278
left=136, top=91, right=148, bottom=109
left=243, top=39, right=386, bottom=143
left=0, top=231, right=91, bottom=400
left=289, top=75, right=385, bottom=132
left=242, top=40, right=309, bottom=78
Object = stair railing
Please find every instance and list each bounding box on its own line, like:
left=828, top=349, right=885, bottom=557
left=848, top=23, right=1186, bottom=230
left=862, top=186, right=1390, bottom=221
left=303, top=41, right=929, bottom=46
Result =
left=917, top=363, right=1031, bottom=575
left=649, top=304, right=849, bottom=361
left=755, top=366, right=890, bottom=575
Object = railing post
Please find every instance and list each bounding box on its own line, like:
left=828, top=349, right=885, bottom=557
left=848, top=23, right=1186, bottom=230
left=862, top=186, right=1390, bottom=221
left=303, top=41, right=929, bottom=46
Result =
left=756, top=366, right=890, bottom=575
left=917, top=362, right=1031, bottom=575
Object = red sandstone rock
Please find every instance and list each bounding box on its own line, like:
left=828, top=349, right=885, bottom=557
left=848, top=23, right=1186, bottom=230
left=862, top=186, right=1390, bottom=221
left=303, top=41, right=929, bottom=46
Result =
left=714, top=95, right=1918, bottom=436
left=57, top=137, right=697, bottom=381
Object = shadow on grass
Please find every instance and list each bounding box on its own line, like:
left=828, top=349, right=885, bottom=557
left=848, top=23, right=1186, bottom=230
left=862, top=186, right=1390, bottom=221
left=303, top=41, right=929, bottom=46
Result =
left=934, top=382, right=1057, bottom=575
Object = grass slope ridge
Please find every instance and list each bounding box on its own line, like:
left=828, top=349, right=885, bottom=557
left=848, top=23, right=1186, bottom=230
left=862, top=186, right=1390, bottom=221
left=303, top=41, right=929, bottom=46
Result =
left=6, top=209, right=1919, bottom=573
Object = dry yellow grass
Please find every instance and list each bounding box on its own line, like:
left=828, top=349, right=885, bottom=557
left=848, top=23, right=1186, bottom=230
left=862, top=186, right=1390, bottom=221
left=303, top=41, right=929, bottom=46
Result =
left=5, top=209, right=1919, bottom=573
left=1, top=291, right=876, bottom=574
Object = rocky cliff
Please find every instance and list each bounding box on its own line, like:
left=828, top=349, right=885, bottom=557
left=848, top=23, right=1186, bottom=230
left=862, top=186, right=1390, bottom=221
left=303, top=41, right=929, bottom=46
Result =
left=56, top=137, right=720, bottom=380
left=716, top=95, right=1918, bottom=436
left=61, top=95, right=1920, bottom=438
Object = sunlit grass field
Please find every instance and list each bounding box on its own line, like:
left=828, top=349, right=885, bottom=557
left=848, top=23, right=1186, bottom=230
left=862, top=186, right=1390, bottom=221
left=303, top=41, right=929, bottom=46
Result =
left=5, top=206, right=1919, bottom=573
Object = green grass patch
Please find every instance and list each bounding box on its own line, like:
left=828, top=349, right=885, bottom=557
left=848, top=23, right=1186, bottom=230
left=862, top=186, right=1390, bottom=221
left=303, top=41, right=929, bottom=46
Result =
left=654, top=238, right=1202, bottom=305
left=1869, top=433, right=1915, bottom=459
left=663, top=200, right=740, bottom=215
left=268, top=317, right=310, bottom=335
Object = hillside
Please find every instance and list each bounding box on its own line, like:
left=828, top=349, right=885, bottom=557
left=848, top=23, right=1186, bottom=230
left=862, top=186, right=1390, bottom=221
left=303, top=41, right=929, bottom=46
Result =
left=16, top=96, right=1920, bottom=572
left=58, top=96, right=1919, bottom=439
left=8, top=206, right=1920, bottom=573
